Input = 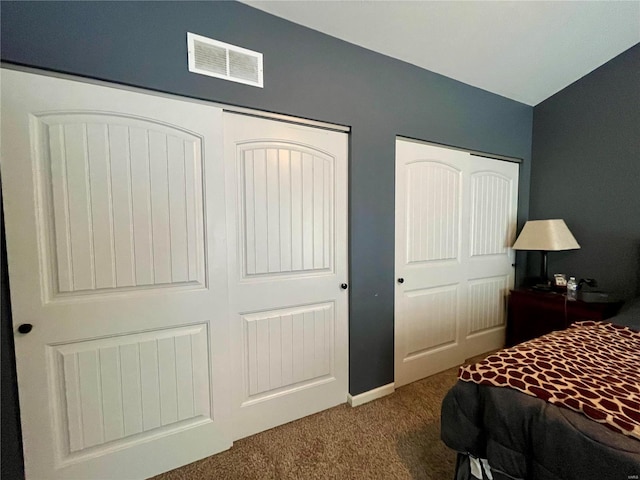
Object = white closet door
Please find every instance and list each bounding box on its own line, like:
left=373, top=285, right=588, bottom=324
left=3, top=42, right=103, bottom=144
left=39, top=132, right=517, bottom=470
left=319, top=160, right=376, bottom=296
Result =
left=224, top=113, right=348, bottom=440
left=1, top=69, right=231, bottom=479
left=465, top=155, right=519, bottom=357
left=394, top=139, right=518, bottom=387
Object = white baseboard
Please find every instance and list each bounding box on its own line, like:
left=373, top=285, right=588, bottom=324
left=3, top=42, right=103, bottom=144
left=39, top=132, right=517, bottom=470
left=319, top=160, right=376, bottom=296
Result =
left=347, top=383, right=395, bottom=407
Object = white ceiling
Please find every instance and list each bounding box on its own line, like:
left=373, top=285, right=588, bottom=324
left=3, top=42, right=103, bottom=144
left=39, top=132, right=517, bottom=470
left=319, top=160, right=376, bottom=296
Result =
left=243, top=1, right=640, bottom=106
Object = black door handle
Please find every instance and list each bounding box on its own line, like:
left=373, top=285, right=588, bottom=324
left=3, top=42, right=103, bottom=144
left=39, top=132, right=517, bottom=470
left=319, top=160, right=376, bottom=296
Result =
left=340, top=283, right=348, bottom=290
left=397, top=278, right=404, bottom=284
left=18, top=324, right=33, bottom=334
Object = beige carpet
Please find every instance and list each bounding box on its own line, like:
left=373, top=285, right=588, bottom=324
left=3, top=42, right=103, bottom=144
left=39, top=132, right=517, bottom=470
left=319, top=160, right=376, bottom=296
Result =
left=152, top=359, right=479, bottom=480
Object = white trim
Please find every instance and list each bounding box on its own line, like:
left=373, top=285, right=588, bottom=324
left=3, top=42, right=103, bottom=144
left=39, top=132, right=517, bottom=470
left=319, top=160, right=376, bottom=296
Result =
left=396, top=134, right=522, bottom=164
left=221, top=108, right=348, bottom=133
left=347, top=383, right=395, bottom=407
left=0, top=63, right=350, bottom=133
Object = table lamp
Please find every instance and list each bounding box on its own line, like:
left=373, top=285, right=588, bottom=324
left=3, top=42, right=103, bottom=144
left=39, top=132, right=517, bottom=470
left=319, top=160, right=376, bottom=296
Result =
left=512, top=219, right=580, bottom=288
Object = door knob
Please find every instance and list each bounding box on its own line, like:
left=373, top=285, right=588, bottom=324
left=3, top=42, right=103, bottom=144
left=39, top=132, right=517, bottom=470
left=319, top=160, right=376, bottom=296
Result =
left=17, top=324, right=33, bottom=334
left=340, top=283, right=348, bottom=290
left=397, top=278, right=404, bottom=284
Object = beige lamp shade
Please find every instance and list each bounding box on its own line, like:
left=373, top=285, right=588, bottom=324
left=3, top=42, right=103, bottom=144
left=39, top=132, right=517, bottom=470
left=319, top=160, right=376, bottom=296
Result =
left=512, top=219, right=580, bottom=251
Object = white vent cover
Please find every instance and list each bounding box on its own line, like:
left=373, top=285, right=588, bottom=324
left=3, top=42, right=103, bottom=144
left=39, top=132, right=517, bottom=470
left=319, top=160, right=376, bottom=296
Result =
left=187, top=32, right=263, bottom=88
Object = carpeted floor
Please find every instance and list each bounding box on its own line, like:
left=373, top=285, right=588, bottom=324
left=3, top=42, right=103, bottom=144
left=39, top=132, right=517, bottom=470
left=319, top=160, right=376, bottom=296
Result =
left=152, top=358, right=480, bottom=480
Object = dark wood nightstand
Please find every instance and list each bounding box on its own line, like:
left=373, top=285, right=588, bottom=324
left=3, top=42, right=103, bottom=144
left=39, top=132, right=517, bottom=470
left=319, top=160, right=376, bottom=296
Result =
left=505, top=288, right=624, bottom=347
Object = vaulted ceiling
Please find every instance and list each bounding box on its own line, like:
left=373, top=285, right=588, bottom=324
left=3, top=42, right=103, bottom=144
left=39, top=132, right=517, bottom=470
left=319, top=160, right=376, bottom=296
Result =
left=243, top=1, right=640, bottom=105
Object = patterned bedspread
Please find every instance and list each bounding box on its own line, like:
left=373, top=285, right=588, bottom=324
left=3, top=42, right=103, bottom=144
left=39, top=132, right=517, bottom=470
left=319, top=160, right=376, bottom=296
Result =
left=459, top=321, right=640, bottom=440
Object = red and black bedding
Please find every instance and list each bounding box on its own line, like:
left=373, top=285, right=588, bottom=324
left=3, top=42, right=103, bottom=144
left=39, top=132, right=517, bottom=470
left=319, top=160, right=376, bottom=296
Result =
left=441, top=301, right=640, bottom=480
left=460, top=321, right=639, bottom=439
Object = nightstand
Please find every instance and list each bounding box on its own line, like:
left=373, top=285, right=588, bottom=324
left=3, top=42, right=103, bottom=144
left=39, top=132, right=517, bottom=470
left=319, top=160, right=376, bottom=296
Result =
left=505, top=288, right=624, bottom=347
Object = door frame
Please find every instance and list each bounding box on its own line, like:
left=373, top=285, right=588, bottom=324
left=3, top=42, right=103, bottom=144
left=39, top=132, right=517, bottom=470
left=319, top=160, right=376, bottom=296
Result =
left=2, top=65, right=351, bottom=134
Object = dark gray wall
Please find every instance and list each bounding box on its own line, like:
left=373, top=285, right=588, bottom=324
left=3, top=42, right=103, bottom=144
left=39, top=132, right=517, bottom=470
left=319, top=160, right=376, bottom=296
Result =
left=1, top=192, right=24, bottom=480
left=531, top=44, right=640, bottom=299
left=1, top=2, right=533, bottom=477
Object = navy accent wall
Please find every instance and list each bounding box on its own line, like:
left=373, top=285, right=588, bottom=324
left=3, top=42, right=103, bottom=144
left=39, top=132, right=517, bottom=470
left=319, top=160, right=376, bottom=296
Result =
left=531, top=44, right=640, bottom=299
left=1, top=192, right=24, bottom=480
left=1, top=2, right=532, bottom=476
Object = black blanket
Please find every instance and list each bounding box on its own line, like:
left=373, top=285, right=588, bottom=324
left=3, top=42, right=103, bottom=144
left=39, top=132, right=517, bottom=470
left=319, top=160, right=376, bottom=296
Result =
left=441, top=379, right=640, bottom=480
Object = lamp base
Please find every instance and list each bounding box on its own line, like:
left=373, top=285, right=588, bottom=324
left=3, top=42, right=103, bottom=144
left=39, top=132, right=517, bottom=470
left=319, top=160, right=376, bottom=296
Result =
left=531, top=283, right=553, bottom=292
left=524, top=276, right=553, bottom=292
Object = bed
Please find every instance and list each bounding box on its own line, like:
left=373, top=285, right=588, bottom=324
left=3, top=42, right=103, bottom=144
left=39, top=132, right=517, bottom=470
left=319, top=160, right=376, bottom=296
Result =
left=440, top=297, right=640, bottom=480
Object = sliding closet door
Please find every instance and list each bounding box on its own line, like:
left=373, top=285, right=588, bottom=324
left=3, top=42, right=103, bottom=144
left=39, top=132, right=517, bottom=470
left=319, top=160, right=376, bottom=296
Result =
left=395, top=141, right=471, bottom=387
left=224, top=113, right=348, bottom=440
left=1, top=69, right=231, bottom=479
left=465, top=154, right=519, bottom=357
left=394, top=139, right=518, bottom=387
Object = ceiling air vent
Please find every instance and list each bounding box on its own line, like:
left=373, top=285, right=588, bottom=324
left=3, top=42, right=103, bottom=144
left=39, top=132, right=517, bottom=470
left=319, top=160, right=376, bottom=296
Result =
left=187, top=32, right=263, bottom=88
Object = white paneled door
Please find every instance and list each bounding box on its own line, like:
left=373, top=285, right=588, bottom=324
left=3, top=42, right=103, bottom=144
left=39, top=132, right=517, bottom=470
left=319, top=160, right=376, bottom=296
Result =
left=395, top=139, right=519, bottom=387
left=1, top=69, right=231, bottom=479
left=224, top=114, right=348, bottom=440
